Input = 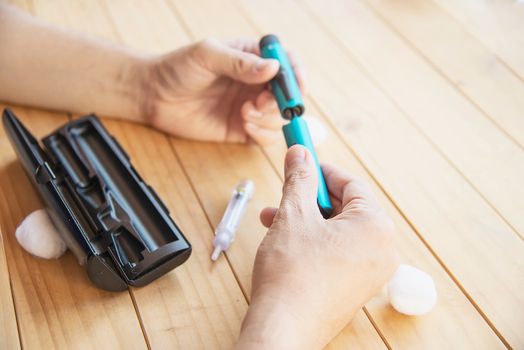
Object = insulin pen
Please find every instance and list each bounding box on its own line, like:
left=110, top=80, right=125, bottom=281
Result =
left=211, top=180, right=255, bottom=261
left=259, top=34, right=333, bottom=218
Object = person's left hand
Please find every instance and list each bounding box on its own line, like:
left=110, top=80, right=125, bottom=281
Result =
left=138, top=38, right=305, bottom=145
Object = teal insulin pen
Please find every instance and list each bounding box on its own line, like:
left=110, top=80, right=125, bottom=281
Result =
left=259, top=34, right=333, bottom=218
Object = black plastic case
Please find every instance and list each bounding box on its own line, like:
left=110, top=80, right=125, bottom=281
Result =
left=3, top=108, right=191, bottom=291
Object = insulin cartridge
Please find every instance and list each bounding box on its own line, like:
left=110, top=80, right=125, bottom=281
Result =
left=211, top=180, right=255, bottom=261
left=259, top=34, right=333, bottom=218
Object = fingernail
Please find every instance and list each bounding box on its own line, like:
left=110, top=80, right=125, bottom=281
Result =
left=253, top=59, right=269, bottom=73
left=286, top=145, right=307, bottom=169
left=253, top=59, right=277, bottom=73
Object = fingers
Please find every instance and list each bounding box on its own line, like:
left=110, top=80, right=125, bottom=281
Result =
left=241, top=97, right=284, bottom=146
left=194, top=38, right=279, bottom=84
left=260, top=207, right=278, bottom=228
left=321, top=163, right=379, bottom=211
left=242, top=92, right=283, bottom=128
left=244, top=122, right=280, bottom=146
left=226, top=38, right=307, bottom=93
left=277, top=145, right=320, bottom=218
left=256, top=90, right=278, bottom=112
left=227, top=38, right=261, bottom=56
left=329, top=195, right=343, bottom=217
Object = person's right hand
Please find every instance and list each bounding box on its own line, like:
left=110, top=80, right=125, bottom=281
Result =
left=236, top=145, right=399, bottom=350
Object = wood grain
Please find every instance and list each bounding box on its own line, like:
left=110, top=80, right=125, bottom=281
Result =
left=98, top=0, right=390, bottom=348
left=0, top=106, right=148, bottom=349
left=263, top=102, right=507, bottom=349
left=236, top=0, right=524, bottom=347
left=0, top=225, right=20, bottom=350
left=26, top=0, right=251, bottom=348
left=301, top=0, right=524, bottom=239
left=432, top=0, right=524, bottom=81
left=1, top=0, right=523, bottom=349
left=167, top=0, right=507, bottom=348
left=100, top=0, right=387, bottom=348
left=102, top=0, right=190, bottom=53
left=98, top=120, right=248, bottom=350
left=363, top=0, right=524, bottom=149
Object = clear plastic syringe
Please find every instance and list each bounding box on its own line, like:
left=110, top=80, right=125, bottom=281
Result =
left=211, top=180, right=255, bottom=261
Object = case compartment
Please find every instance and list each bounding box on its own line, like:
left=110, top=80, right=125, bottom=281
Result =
left=3, top=109, right=191, bottom=291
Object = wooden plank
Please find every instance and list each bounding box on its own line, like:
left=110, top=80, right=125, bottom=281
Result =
left=0, top=105, right=148, bottom=349
left=0, top=226, right=20, bottom=350
left=28, top=0, right=117, bottom=41
left=362, top=0, right=524, bottom=149
left=235, top=0, right=524, bottom=347
left=302, top=0, right=524, bottom=241
left=432, top=0, right=524, bottom=81
left=264, top=105, right=507, bottom=350
left=95, top=119, right=248, bottom=350
left=101, top=0, right=190, bottom=53
left=171, top=113, right=387, bottom=350
left=97, top=0, right=386, bottom=348
left=170, top=1, right=509, bottom=348
left=0, top=5, right=24, bottom=345
left=6, top=0, right=31, bottom=11
left=3, top=1, right=516, bottom=348
left=26, top=1, right=250, bottom=348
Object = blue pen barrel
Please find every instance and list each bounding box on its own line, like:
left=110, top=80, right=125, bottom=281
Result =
left=283, top=117, right=333, bottom=218
left=259, top=35, right=304, bottom=119
left=260, top=34, right=333, bottom=218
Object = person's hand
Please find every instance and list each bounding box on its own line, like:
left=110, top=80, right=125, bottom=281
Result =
left=236, top=145, right=399, bottom=349
left=138, top=38, right=305, bottom=145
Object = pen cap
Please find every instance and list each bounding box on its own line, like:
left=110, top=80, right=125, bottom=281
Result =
left=259, top=35, right=304, bottom=119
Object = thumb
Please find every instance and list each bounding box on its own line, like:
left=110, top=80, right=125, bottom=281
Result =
left=278, top=145, right=319, bottom=218
left=195, top=39, right=279, bottom=84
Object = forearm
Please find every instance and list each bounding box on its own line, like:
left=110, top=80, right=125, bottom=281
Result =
left=0, top=4, right=148, bottom=121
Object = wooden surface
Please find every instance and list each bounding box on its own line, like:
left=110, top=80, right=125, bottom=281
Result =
left=0, top=0, right=522, bottom=349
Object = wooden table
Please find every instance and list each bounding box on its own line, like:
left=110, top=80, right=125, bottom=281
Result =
left=1, top=0, right=523, bottom=349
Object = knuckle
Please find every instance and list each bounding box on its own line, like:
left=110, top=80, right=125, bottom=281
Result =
left=277, top=196, right=306, bottom=222
left=192, top=38, right=218, bottom=59
left=285, top=168, right=313, bottom=186
left=196, top=38, right=217, bottom=51
left=278, top=197, right=300, bottom=218
left=374, top=215, right=396, bottom=245
left=346, top=177, right=369, bottom=195
left=232, top=56, right=247, bottom=74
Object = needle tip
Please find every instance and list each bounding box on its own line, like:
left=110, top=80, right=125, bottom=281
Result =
left=211, top=247, right=222, bottom=261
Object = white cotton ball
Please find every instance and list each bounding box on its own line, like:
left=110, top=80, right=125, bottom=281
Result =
left=387, top=264, right=437, bottom=316
left=303, top=116, right=328, bottom=146
left=16, top=209, right=67, bottom=259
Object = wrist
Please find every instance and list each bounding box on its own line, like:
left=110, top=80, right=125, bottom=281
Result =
left=236, top=295, right=325, bottom=350
left=112, top=51, right=152, bottom=124
left=71, top=44, right=152, bottom=124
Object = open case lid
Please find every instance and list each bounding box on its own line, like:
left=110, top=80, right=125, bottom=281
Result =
left=3, top=108, right=191, bottom=291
